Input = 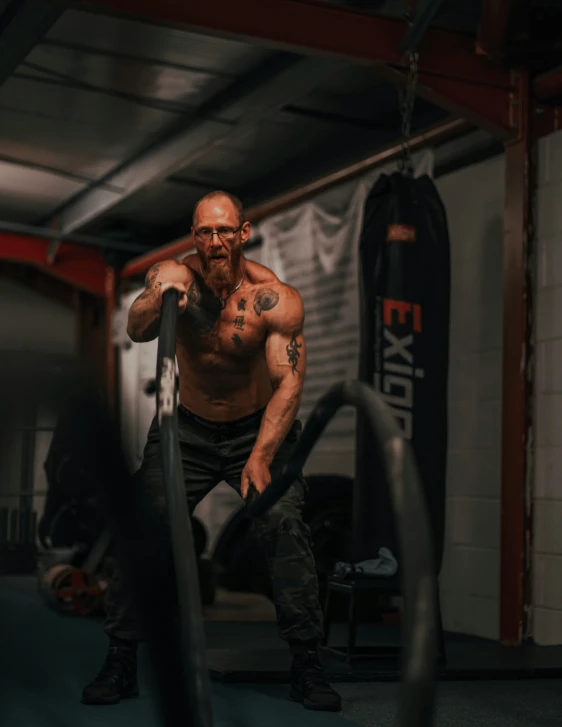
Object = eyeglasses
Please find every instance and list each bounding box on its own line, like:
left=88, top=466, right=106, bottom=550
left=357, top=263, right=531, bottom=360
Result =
left=194, top=225, right=243, bottom=243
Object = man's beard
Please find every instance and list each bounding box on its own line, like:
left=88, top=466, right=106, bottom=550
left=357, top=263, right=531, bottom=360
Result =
left=200, top=248, right=242, bottom=296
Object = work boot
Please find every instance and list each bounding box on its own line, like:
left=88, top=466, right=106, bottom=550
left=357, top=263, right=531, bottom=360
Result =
left=81, top=645, right=139, bottom=705
left=289, top=649, right=342, bottom=711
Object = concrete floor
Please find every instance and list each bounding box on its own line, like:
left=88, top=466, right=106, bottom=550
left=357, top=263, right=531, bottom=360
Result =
left=2, top=576, right=562, bottom=727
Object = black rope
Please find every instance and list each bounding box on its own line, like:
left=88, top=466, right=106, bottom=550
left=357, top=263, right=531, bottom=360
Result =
left=157, top=289, right=213, bottom=727
left=247, top=380, right=438, bottom=727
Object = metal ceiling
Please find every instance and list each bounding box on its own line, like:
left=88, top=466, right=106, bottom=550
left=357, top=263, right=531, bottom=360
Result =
left=0, top=0, right=557, bottom=258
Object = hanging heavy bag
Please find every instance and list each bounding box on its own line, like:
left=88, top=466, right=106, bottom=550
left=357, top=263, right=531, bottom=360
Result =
left=355, top=171, right=450, bottom=573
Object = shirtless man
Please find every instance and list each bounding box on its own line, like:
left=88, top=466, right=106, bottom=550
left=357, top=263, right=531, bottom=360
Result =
left=81, top=191, right=341, bottom=712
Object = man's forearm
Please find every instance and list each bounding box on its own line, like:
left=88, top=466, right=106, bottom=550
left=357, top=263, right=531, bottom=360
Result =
left=127, top=293, right=161, bottom=342
left=252, top=383, right=302, bottom=464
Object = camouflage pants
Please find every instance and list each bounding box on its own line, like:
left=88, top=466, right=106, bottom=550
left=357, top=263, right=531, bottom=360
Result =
left=104, top=405, right=324, bottom=646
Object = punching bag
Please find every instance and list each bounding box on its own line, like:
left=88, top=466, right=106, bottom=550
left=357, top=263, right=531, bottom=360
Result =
left=354, top=172, right=450, bottom=573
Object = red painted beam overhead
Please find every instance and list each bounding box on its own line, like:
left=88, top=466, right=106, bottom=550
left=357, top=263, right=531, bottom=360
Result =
left=374, top=64, right=516, bottom=139
left=77, top=0, right=511, bottom=89
left=477, top=0, right=515, bottom=57
left=0, top=232, right=109, bottom=297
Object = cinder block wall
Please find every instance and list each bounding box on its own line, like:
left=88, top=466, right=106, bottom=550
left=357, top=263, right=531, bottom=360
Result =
left=532, top=129, right=562, bottom=645
left=436, top=155, right=505, bottom=640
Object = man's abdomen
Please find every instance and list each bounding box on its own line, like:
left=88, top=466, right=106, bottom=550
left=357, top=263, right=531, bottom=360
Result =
left=177, top=355, right=273, bottom=422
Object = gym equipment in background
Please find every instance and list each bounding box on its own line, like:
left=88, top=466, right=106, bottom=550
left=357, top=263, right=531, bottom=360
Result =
left=37, top=528, right=112, bottom=617
left=355, top=48, right=449, bottom=570
left=38, top=400, right=215, bottom=612
left=356, top=171, right=451, bottom=571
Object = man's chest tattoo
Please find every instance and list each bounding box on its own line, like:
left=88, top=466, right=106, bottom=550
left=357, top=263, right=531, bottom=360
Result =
left=186, top=280, right=221, bottom=334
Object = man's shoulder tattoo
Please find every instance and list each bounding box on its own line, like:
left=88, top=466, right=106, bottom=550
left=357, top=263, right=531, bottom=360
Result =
left=253, top=287, right=280, bottom=316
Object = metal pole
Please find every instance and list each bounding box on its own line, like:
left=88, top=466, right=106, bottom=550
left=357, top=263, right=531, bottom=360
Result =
left=500, top=71, right=533, bottom=645
left=18, top=399, right=37, bottom=544
left=104, top=267, right=118, bottom=414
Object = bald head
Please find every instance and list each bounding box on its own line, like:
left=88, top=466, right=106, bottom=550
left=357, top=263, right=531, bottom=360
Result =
left=192, top=191, right=245, bottom=227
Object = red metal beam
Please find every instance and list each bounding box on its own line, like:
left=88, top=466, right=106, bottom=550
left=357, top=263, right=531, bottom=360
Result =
left=77, top=0, right=512, bottom=89
left=416, top=74, right=514, bottom=139
left=0, top=232, right=109, bottom=297
left=534, top=65, right=562, bottom=102
left=120, top=117, right=471, bottom=279
left=374, top=65, right=516, bottom=139
left=477, top=0, right=515, bottom=57
left=500, top=72, right=533, bottom=645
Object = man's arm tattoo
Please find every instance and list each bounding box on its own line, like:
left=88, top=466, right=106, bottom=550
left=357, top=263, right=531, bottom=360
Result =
left=146, top=264, right=160, bottom=288
left=187, top=280, right=200, bottom=307
left=137, top=265, right=162, bottom=301
left=286, top=333, right=302, bottom=375
left=186, top=280, right=220, bottom=334
left=253, top=288, right=279, bottom=316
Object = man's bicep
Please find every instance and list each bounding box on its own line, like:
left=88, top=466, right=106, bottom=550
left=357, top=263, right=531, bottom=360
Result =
left=284, top=328, right=306, bottom=378
left=263, top=285, right=306, bottom=383
left=265, top=327, right=307, bottom=387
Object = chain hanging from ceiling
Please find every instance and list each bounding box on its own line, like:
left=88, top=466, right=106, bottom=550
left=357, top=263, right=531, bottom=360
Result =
left=398, top=51, right=419, bottom=176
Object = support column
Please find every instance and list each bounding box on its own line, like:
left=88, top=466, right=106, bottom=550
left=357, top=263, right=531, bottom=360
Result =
left=74, top=289, right=104, bottom=388
left=500, top=71, right=534, bottom=645
left=73, top=265, right=118, bottom=413
left=104, top=266, right=118, bottom=416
